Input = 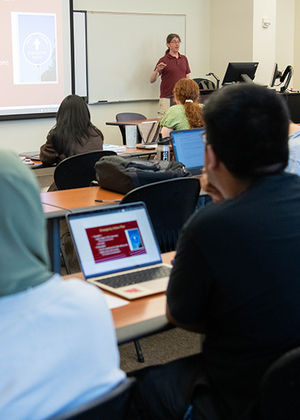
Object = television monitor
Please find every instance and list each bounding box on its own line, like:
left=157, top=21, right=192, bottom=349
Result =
left=0, top=0, right=74, bottom=121
left=222, top=62, right=259, bottom=85
left=270, top=62, right=280, bottom=87
left=279, top=65, right=293, bottom=93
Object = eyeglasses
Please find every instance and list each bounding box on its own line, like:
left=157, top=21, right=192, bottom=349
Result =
left=170, top=40, right=181, bottom=44
left=201, top=132, right=207, bottom=144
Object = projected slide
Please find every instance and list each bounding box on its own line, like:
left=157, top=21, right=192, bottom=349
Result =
left=86, top=221, right=146, bottom=264
left=0, top=0, right=72, bottom=119
left=12, top=13, right=58, bottom=84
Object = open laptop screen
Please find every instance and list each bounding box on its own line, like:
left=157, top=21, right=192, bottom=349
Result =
left=171, top=128, right=205, bottom=175
left=67, top=202, right=162, bottom=279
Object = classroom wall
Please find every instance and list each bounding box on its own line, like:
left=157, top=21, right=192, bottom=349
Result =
left=252, top=0, right=276, bottom=85
left=275, top=0, right=295, bottom=86
left=0, top=0, right=210, bottom=154
left=1, top=0, right=299, bottom=154
left=293, top=0, right=300, bottom=89
left=210, top=0, right=254, bottom=83
left=210, top=0, right=296, bottom=88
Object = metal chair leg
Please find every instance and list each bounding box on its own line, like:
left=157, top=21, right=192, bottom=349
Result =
left=134, top=339, right=144, bottom=363
left=60, top=242, right=71, bottom=274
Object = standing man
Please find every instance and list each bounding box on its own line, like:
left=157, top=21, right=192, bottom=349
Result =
left=150, top=33, right=191, bottom=117
left=129, top=84, right=300, bottom=420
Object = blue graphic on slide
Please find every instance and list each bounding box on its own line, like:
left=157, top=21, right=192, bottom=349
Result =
left=12, top=13, right=57, bottom=84
left=126, top=228, right=143, bottom=251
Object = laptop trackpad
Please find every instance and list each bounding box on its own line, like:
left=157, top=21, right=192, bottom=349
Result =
left=140, top=277, right=169, bottom=291
left=115, top=277, right=169, bottom=299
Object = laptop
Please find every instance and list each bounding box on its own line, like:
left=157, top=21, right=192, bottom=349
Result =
left=136, top=121, right=160, bottom=149
left=171, top=128, right=205, bottom=175
left=66, top=202, right=172, bottom=300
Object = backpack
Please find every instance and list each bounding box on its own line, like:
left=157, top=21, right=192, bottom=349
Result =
left=95, top=155, right=191, bottom=194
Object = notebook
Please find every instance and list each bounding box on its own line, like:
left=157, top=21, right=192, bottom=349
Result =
left=66, top=202, right=172, bottom=300
left=171, top=128, right=205, bottom=175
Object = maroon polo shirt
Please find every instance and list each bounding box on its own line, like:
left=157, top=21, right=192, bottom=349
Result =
left=155, top=52, right=191, bottom=98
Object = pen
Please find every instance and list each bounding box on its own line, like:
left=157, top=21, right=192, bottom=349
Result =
left=95, top=199, right=122, bottom=203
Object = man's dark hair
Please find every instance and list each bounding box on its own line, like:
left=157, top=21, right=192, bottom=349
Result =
left=203, top=84, right=290, bottom=180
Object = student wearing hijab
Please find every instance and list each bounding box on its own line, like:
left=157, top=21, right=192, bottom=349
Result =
left=0, top=151, right=125, bottom=420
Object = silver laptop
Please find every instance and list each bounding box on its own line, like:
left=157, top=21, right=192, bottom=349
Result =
left=66, top=202, right=172, bottom=300
left=171, top=128, right=205, bottom=175
left=136, top=121, right=160, bottom=149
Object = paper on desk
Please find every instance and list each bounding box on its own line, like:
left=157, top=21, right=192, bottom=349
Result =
left=103, top=144, right=126, bottom=153
left=105, top=294, right=129, bottom=309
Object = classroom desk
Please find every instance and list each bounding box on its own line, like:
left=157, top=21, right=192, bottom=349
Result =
left=63, top=252, right=175, bottom=345
left=20, top=145, right=156, bottom=167
left=41, top=186, right=124, bottom=273
left=41, top=175, right=203, bottom=273
left=106, top=118, right=160, bottom=127
left=41, top=185, right=123, bottom=210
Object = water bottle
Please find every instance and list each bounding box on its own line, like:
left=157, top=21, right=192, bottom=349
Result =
left=157, top=134, right=171, bottom=161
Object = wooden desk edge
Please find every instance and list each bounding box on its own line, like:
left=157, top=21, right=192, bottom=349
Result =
left=116, top=315, right=173, bottom=345
left=63, top=252, right=175, bottom=344
left=106, top=118, right=161, bottom=126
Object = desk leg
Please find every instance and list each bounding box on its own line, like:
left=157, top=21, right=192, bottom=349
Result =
left=47, top=218, right=61, bottom=274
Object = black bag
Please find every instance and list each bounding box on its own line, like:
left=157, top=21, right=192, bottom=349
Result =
left=95, top=155, right=191, bottom=194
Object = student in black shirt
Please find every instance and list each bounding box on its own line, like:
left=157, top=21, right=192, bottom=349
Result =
left=129, top=84, right=300, bottom=420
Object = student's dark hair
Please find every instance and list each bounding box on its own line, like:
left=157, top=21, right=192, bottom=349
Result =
left=51, top=94, right=102, bottom=157
left=203, top=84, right=290, bottom=180
left=173, top=78, right=204, bottom=128
left=165, top=33, right=181, bottom=55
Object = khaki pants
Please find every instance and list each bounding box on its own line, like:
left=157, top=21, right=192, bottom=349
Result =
left=157, top=97, right=175, bottom=117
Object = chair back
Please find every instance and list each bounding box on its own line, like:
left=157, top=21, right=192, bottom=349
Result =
left=257, top=346, right=300, bottom=420
left=116, top=112, right=147, bottom=145
left=46, top=377, right=136, bottom=420
left=121, top=177, right=200, bottom=253
left=193, top=78, right=215, bottom=90
left=54, top=150, right=116, bottom=190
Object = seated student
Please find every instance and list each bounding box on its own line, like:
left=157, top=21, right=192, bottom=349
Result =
left=129, top=84, right=300, bottom=420
left=160, top=78, right=204, bottom=138
left=0, top=150, right=125, bottom=420
left=40, top=94, right=103, bottom=168
left=286, top=121, right=300, bottom=175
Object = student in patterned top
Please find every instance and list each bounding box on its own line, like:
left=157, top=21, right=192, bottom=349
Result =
left=160, top=78, right=204, bottom=138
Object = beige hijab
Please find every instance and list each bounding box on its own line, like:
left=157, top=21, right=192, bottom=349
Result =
left=0, top=151, right=52, bottom=297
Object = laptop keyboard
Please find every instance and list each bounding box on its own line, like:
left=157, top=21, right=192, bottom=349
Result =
left=96, top=265, right=171, bottom=289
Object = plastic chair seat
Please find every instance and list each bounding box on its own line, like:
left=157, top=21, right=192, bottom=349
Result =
left=121, top=177, right=200, bottom=253
left=54, top=150, right=117, bottom=190
left=116, top=112, right=147, bottom=145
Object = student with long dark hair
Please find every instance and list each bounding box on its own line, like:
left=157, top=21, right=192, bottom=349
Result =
left=40, top=94, right=103, bottom=166
left=150, top=33, right=191, bottom=117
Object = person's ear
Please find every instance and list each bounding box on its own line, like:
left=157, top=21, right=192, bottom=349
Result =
left=205, top=144, right=219, bottom=170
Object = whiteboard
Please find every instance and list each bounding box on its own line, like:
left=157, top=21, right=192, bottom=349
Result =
left=83, top=11, right=186, bottom=103
left=74, top=11, right=88, bottom=97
